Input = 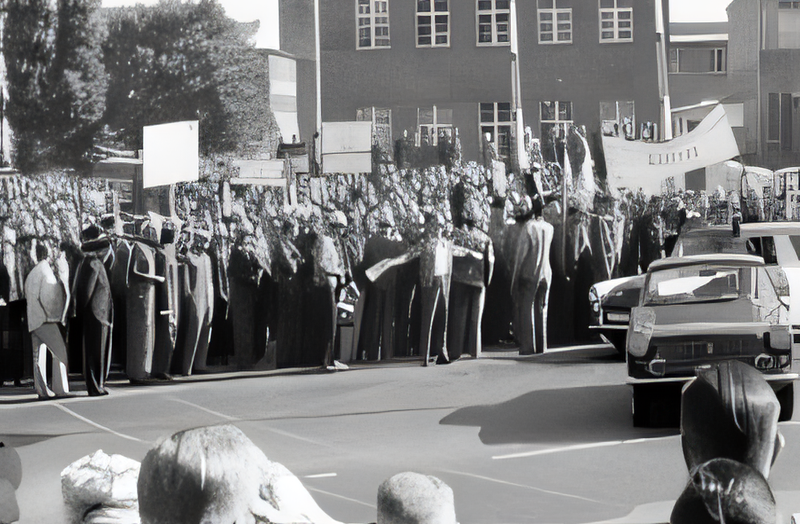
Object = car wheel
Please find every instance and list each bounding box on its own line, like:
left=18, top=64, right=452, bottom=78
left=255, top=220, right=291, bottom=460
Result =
left=777, top=383, right=794, bottom=422
left=632, top=385, right=651, bottom=427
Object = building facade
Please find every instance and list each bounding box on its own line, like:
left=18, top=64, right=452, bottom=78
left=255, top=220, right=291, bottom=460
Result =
left=669, top=0, right=800, bottom=173
left=280, top=0, right=668, bottom=167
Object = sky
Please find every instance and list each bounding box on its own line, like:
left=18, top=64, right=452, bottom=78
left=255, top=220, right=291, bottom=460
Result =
left=100, top=0, right=733, bottom=50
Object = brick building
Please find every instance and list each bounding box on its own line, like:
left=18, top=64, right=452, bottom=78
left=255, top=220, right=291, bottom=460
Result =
left=279, top=0, right=669, bottom=168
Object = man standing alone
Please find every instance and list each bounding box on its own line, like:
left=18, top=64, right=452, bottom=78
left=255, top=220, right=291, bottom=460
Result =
left=25, top=243, right=70, bottom=399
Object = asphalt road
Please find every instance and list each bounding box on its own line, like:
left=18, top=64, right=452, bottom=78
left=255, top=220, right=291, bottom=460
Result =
left=3, top=345, right=800, bottom=524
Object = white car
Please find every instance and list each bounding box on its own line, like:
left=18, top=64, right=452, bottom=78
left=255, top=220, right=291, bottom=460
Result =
left=590, top=222, right=800, bottom=354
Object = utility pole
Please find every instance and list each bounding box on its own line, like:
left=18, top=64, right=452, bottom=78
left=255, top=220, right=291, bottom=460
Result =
left=314, top=0, right=322, bottom=173
left=509, top=0, right=528, bottom=170
left=655, top=0, right=672, bottom=141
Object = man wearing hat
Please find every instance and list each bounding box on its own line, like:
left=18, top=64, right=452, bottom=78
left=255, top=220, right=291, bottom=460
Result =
left=72, top=225, right=114, bottom=396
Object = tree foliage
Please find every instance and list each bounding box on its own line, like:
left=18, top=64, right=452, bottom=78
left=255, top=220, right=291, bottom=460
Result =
left=102, top=0, right=256, bottom=154
left=3, top=0, right=107, bottom=173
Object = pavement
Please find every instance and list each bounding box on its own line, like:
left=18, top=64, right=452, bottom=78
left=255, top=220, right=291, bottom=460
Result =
left=2, top=344, right=800, bottom=524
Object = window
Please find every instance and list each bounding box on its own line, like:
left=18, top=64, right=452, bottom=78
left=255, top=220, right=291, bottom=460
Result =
left=477, top=0, right=510, bottom=46
left=668, top=47, right=726, bottom=73
left=357, top=107, right=393, bottom=159
left=599, top=0, right=632, bottom=43
left=778, top=2, right=800, bottom=48
left=417, top=106, right=453, bottom=146
left=599, top=100, right=635, bottom=138
left=538, top=0, right=572, bottom=44
left=540, top=101, right=572, bottom=158
left=768, top=93, right=793, bottom=151
left=480, top=102, right=513, bottom=159
left=417, top=0, right=449, bottom=47
left=357, top=0, right=390, bottom=49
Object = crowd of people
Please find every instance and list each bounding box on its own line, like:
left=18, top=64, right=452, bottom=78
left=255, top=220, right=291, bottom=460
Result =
left=10, top=212, right=220, bottom=399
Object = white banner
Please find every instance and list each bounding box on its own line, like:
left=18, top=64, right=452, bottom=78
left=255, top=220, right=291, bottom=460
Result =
left=603, top=105, right=739, bottom=195
left=143, top=120, right=199, bottom=188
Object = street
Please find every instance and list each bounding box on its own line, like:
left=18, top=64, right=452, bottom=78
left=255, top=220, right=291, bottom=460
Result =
left=3, top=345, right=800, bottom=524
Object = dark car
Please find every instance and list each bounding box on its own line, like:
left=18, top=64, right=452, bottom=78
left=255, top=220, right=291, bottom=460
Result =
left=626, top=254, right=797, bottom=426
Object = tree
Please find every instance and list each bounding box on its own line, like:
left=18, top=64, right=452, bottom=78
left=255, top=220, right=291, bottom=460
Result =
left=102, top=0, right=255, bottom=154
left=3, top=0, right=107, bottom=173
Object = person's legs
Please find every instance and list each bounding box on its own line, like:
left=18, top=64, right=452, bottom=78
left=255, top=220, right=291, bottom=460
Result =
left=30, top=332, right=53, bottom=398
left=35, top=324, right=69, bottom=396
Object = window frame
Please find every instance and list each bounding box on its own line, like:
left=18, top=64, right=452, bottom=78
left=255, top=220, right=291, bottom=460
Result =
left=417, top=0, right=450, bottom=48
left=668, top=46, right=727, bottom=74
left=768, top=92, right=793, bottom=151
left=598, top=0, right=633, bottom=43
left=479, top=102, right=514, bottom=159
left=356, top=0, right=391, bottom=50
left=416, top=106, right=454, bottom=147
left=538, top=0, right=572, bottom=45
left=476, top=0, right=511, bottom=47
left=540, top=100, right=573, bottom=142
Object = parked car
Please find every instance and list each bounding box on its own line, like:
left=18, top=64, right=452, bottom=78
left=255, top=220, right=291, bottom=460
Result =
left=589, top=222, right=800, bottom=354
left=627, top=253, right=797, bottom=426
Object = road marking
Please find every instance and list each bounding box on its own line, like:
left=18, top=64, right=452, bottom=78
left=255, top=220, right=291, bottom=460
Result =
left=437, top=468, right=608, bottom=504
left=543, top=344, right=613, bottom=354
left=168, top=397, right=239, bottom=421
left=305, top=486, right=376, bottom=509
left=261, top=426, right=335, bottom=448
left=492, top=435, right=676, bottom=460
left=304, top=473, right=337, bottom=478
left=52, top=403, right=148, bottom=444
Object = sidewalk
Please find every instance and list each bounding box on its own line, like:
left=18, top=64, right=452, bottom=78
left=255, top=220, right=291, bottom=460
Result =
left=0, top=343, right=618, bottom=404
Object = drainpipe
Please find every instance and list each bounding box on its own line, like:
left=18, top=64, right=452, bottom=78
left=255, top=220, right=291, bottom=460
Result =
left=314, top=0, right=322, bottom=172
left=655, top=0, right=672, bottom=140
left=509, top=0, right=529, bottom=170
left=757, top=0, right=763, bottom=163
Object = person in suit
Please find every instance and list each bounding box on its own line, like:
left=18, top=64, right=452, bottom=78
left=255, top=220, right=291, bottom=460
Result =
left=25, top=242, right=70, bottom=399
left=72, top=226, right=114, bottom=396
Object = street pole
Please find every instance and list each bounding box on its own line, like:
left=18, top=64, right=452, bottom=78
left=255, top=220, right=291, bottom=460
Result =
left=314, top=0, right=322, bottom=174
left=561, top=141, right=568, bottom=274
left=509, top=0, right=528, bottom=170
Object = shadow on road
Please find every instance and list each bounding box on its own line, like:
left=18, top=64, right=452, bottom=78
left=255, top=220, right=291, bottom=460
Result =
left=440, top=384, right=678, bottom=445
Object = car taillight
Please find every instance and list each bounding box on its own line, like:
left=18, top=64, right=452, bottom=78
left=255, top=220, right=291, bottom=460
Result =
left=769, top=326, right=792, bottom=350
left=628, top=307, right=655, bottom=357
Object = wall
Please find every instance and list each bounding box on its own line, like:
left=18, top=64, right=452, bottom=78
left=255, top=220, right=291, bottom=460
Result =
left=517, top=0, right=664, bottom=157
left=318, top=0, right=512, bottom=163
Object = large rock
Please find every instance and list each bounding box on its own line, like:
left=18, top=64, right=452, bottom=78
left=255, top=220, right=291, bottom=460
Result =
left=137, top=424, right=343, bottom=524
left=377, top=472, right=457, bottom=524
left=61, top=450, right=140, bottom=524
left=681, top=360, right=782, bottom=479
left=670, top=458, right=775, bottom=524
left=0, top=479, right=19, bottom=524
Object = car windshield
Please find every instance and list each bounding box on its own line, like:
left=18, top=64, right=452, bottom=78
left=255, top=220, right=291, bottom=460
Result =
left=645, top=264, right=747, bottom=306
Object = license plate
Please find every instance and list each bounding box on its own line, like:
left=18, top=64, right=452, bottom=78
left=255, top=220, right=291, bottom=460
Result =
left=607, top=312, right=630, bottom=323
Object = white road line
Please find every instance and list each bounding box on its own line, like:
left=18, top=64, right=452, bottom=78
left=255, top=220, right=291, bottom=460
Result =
left=168, top=397, right=239, bottom=421
left=52, top=403, right=148, bottom=444
left=304, top=473, right=338, bottom=478
left=492, top=435, right=677, bottom=460
left=437, top=468, right=607, bottom=504
left=306, top=486, right=376, bottom=509
left=262, top=426, right=335, bottom=448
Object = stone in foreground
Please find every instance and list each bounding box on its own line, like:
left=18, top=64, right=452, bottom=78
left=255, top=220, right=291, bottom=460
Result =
left=377, top=472, right=457, bottom=524
left=670, top=457, right=775, bottom=524
left=138, top=424, right=343, bottom=524
left=61, top=450, right=141, bottom=524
